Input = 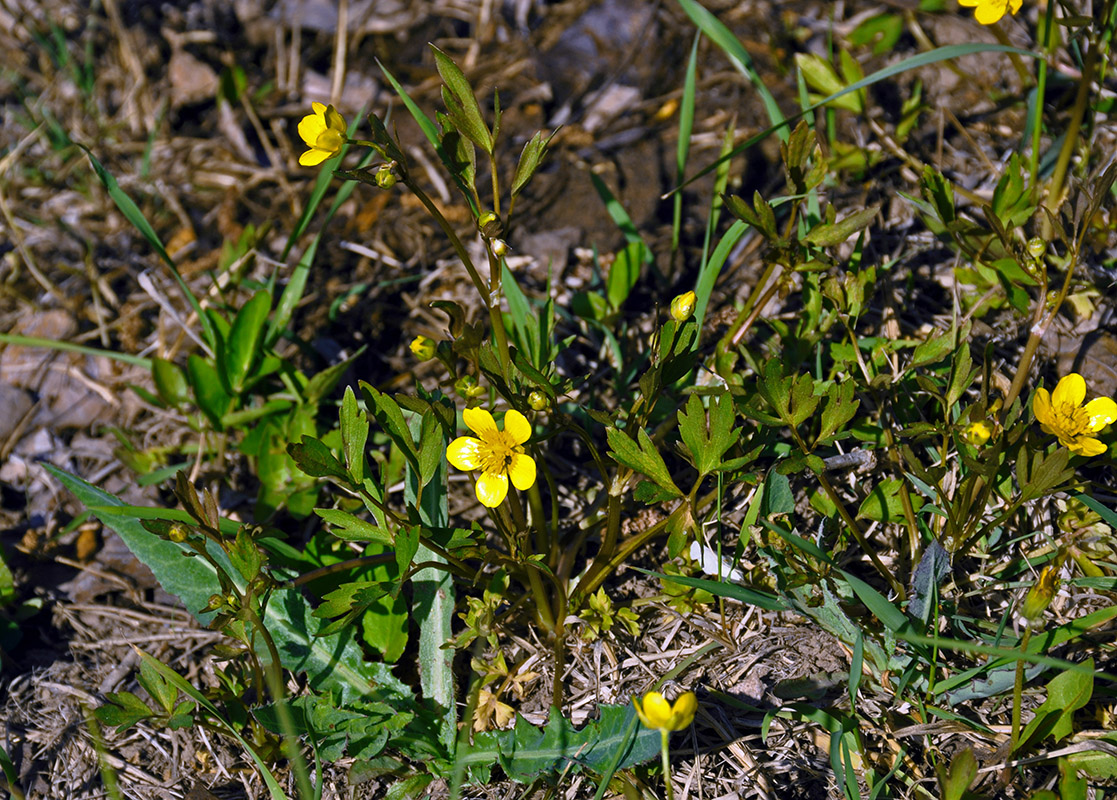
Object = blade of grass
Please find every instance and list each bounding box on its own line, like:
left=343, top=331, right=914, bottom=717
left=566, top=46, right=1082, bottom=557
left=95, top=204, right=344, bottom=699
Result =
left=670, top=43, right=1040, bottom=195
left=77, top=144, right=216, bottom=353
left=676, top=0, right=785, bottom=136
left=135, top=649, right=289, bottom=800
left=0, top=333, right=152, bottom=369
left=267, top=144, right=375, bottom=348
left=589, top=172, right=651, bottom=261
left=672, top=33, right=701, bottom=258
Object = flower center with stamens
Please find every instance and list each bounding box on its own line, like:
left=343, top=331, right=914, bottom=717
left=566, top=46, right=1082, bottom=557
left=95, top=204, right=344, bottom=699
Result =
left=478, top=433, right=519, bottom=475
left=1054, top=403, right=1089, bottom=435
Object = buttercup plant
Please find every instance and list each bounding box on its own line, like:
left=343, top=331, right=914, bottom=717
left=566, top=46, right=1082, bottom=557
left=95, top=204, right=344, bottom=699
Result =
left=24, top=3, right=1117, bottom=797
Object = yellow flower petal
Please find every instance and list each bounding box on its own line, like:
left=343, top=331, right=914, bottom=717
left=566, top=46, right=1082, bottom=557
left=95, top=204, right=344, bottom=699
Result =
left=1032, top=387, right=1052, bottom=426
left=1085, top=397, right=1117, bottom=431
left=475, top=470, right=509, bottom=507
left=974, top=4, right=1005, bottom=24
left=636, top=692, right=671, bottom=728
left=508, top=453, right=536, bottom=491
left=1052, top=373, right=1086, bottom=408
left=503, top=409, right=532, bottom=445
left=669, top=691, right=698, bottom=730
left=463, top=406, right=499, bottom=438
left=299, top=148, right=332, bottom=167
left=447, top=436, right=483, bottom=471
left=325, top=104, right=347, bottom=134
left=1069, top=436, right=1107, bottom=457
left=298, top=113, right=325, bottom=148
left=311, top=101, right=327, bottom=115
left=1008, top=0, right=1022, bottom=13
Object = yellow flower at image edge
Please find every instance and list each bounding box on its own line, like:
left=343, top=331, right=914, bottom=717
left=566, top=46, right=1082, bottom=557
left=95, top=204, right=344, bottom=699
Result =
left=957, top=0, right=1021, bottom=25
left=297, top=102, right=347, bottom=166
left=1033, top=373, right=1117, bottom=457
left=635, top=691, right=697, bottom=733
left=447, top=408, right=536, bottom=508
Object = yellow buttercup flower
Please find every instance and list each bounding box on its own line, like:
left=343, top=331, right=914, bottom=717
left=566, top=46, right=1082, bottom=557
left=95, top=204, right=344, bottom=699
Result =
left=447, top=407, right=536, bottom=508
left=963, top=420, right=992, bottom=446
left=297, top=102, right=347, bottom=166
left=1033, top=373, right=1117, bottom=457
left=957, top=0, right=1021, bottom=25
left=634, top=690, right=697, bottom=733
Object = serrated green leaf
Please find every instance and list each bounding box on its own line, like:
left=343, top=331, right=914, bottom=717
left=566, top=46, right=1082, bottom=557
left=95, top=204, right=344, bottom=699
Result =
left=360, top=382, right=419, bottom=473
left=316, top=508, right=393, bottom=544
left=96, top=691, right=156, bottom=731
left=287, top=436, right=350, bottom=481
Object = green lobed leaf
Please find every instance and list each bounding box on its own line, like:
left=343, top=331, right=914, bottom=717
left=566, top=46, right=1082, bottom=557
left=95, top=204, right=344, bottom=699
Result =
left=606, top=426, right=682, bottom=498
left=678, top=393, right=740, bottom=477
left=96, top=691, right=156, bottom=731
left=817, top=380, right=860, bottom=444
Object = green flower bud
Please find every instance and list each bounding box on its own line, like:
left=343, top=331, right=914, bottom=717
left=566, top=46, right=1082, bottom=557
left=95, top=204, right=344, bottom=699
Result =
left=454, top=374, right=485, bottom=400
left=528, top=390, right=549, bottom=411
left=670, top=291, right=697, bottom=321
left=375, top=164, right=398, bottom=189
left=167, top=524, right=189, bottom=543
left=410, top=335, right=437, bottom=361
left=491, top=239, right=510, bottom=257
left=1026, top=237, right=1046, bottom=260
